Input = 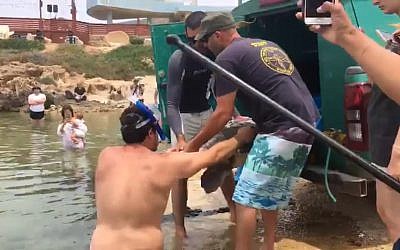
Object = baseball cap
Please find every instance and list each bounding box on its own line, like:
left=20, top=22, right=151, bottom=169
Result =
left=195, top=13, right=236, bottom=41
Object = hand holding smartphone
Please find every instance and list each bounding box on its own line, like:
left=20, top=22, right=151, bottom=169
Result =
left=304, top=0, right=333, bottom=25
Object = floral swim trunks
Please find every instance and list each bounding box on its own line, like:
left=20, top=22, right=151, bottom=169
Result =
left=233, top=131, right=313, bottom=210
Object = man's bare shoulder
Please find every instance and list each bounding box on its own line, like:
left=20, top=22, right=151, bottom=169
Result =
left=99, top=146, right=123, bottom=155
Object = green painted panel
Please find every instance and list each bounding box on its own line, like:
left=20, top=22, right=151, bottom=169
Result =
left=351, top=0, right=399, bottom=44
left=151, top=22, right=186, bottom=140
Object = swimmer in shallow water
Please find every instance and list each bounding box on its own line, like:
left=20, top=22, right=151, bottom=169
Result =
left=90, top=105, right=255, bottom=250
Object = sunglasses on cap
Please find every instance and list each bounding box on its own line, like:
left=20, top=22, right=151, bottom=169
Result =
left=199, top=32, right=216, bottom=43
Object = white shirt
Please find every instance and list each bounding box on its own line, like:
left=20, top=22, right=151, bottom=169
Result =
left=57, top=120, right=88, bottom=150
left=28, top=93, right=46, bottom=112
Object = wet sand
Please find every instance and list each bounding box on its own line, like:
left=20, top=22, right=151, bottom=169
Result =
left=162, top=176, right=393, bottom=250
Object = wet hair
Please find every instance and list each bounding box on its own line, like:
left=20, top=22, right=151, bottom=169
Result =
left=119, top=106, right=154, bottom=144
left=185, top=11, right=206, bottom=30
left=61, top=104, right=74, bottom=120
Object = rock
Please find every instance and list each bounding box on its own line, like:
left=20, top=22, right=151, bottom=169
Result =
left=0, top=94, right=25, bottom=111
left=0, top=73, right=20, bottom=84
left=10, top=61, right=20, bottom=66
left=133, top=76, right=144, bottom=84
left=0, top=62, right=140, bottom=113
left=95, top=83, right=109, bottom=91
left=109, top=92, right=124, bottom=101
left=41, top=65, right=66, bottom=83
left=99, top=107, right=110, bottom=112
left=6, top=77, right=37, bottom=97
left=44, top=93, right=55, bottom=109
left=87, top=84, right=97, bottom=94
left=120, top=85, right=131, bottom=98
left=52, top=68, right=66, bottom=81
left=53, top=93, right=66, bottom=106
left=65, top=90, right=74, bottom=100
left=26, top=67, right=43, bottom=77
left=0, top=98, right=11, bottom=111
left=9, top=97, right=24, bottom=108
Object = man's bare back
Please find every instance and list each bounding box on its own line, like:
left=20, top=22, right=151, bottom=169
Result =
left=90, top=128, right=254, bottom=250
left=91, top=145, right=171, bottom=250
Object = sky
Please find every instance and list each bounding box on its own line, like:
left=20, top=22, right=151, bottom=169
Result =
left=0, top=0, right=244, bottom=22
left=198, top=0, right=238, bottom=6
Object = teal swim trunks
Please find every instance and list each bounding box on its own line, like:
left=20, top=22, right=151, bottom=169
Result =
left=233, top=132, right=312, bottom=210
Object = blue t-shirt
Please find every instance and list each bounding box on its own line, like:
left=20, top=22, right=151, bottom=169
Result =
left=215, top=38, right=320, bottom=134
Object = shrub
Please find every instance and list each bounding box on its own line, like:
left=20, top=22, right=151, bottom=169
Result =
left=84, top=73, right=97, bottom=79
left=0, top=39, right=45, bottom=51
left=129, top=36, right=144, bottom=45
left=1, top=43, right=154, bottom=80
left=38, top=76, right=56, bottom=85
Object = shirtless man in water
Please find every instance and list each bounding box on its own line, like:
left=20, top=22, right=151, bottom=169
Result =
left=90, top=105, right=254, bottom=250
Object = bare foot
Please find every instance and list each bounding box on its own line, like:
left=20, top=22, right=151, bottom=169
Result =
left=175, top=226, right=187, bottom=239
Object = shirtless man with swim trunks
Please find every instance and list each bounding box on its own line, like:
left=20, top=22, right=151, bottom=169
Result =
left=90, top=103, right=255, bottom=250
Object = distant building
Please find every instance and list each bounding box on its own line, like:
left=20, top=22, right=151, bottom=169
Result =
left=0, top=0, right=149, bottom=44
left=0, top=0, right=104, bottom=23
left=87, top=0, right=234, bottom=24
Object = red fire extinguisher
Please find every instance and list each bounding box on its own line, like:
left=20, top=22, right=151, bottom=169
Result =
left=344, top=66, right=372, bottom=152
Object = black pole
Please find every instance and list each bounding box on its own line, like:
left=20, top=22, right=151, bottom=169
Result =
left=166, top=34, right=400, bottom=193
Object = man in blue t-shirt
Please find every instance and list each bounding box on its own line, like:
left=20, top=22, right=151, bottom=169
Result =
left=185, top=13, right=319, bottom=250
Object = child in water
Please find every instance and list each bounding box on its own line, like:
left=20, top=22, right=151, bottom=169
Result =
left=70, top=112, right=86, bottom=146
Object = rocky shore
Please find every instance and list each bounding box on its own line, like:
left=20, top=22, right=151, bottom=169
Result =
left=0, top=61, right=157, bottom=113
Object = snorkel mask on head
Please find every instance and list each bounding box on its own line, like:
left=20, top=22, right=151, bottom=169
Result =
left=126, top=96, right=166, bottom=141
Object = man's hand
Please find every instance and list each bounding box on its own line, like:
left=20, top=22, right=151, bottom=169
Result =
left=388, top=167, right=400, bottom=181
left=184, top=140, right=200, bottom=153
left=176, top=134, right=186, bottom=152
left=234, top=126, right=256, bottom=145
left=296, top=0, right=358, bottom=47
left=166, top=147, right=178, bottom=153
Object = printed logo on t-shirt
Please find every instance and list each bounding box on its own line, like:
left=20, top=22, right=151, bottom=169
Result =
left=260, top=46, right=294, bottom=76
left=250, top=41, right=268, bottom=47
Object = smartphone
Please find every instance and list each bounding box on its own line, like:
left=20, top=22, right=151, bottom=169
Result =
left=304, top=0, right=333, bottom=25
left=376, top=29, right=393, bottom=42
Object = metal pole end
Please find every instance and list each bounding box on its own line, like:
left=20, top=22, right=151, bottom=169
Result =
left=166, top=35, right=180, bottom=45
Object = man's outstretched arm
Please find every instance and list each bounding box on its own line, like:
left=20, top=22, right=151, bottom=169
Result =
left=171, top=127, right=255, bottom=179
left=185, top=91, right=237, bottom=152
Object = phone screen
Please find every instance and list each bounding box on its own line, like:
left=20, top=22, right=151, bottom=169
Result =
left=305, top=0, right=331, bottom=18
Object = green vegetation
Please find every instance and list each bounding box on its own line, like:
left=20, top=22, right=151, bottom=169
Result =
left=38, top=76, right=56, bottom=85
left=0, top=44, right=154, bottom=80
left=129, top=36, right=145, bottom=45
left=0, top=39, right=45, bottom=51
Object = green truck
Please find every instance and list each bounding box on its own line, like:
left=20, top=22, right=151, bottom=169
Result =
left=150, top=0, right=399, bottom=197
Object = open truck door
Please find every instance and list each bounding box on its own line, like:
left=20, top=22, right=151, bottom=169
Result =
left=231, top=0, right=399, bottom=197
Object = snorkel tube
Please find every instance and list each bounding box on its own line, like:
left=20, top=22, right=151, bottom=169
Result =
left=132, top=97, right=166, bottom=141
